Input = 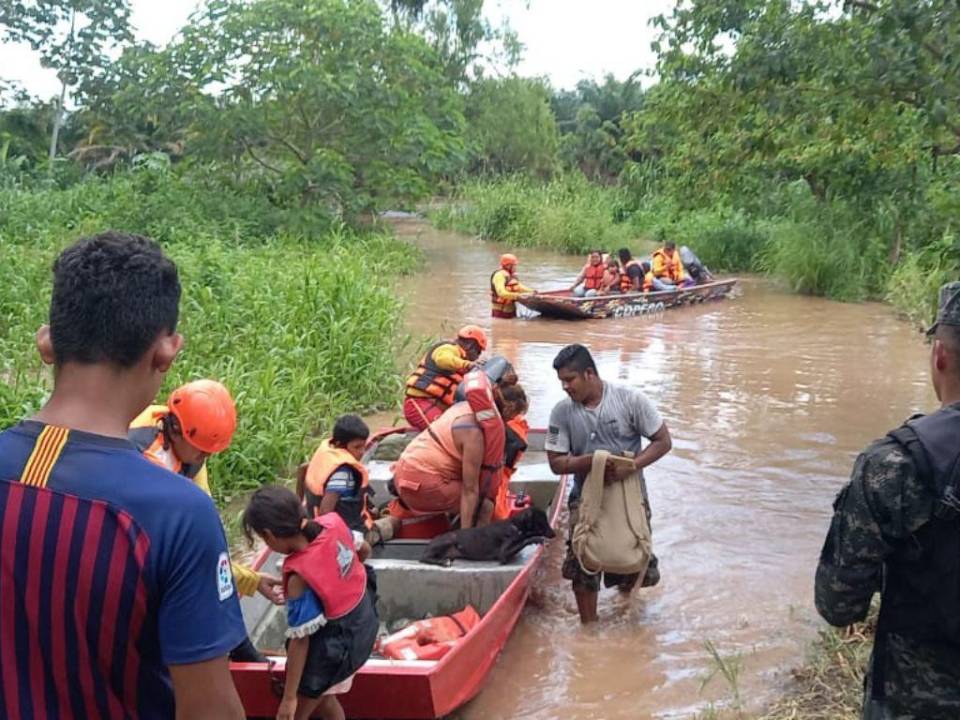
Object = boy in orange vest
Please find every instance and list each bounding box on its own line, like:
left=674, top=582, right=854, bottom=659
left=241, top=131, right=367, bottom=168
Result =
left=300, top=415, right=399, bottom=546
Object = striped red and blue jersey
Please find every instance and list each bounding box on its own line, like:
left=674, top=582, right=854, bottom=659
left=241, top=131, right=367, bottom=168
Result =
left=0, top=421, right=246, bottom=719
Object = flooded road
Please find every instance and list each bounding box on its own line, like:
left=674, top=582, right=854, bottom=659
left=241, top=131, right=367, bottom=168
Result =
left=383, top=219, right=935, bottom=718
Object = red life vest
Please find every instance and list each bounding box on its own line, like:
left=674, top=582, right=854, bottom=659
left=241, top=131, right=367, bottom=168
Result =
left=377, top=605, right=480, bottom=661
left=582, top=262, right=605, bottom=290
left=405, top=341, right=465, bottom=407
left=282, top=514, right=367, bottom=620
left=619, top=260, right=642, bottom=293
left=461, top=370, right=505, bottom=500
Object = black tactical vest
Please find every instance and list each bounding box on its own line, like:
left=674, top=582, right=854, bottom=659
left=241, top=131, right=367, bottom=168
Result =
left=871, top=403, right=960, bottom=697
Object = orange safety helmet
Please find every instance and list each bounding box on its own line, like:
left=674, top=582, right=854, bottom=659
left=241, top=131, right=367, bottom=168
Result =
left=500, top=253, right=518, bottom=269
left=167, top=380, right=238, bottom=454
left=457, top=325, right=488, bottom=351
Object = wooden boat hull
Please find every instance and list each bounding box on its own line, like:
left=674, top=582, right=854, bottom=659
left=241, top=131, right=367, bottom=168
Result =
left=232, top=428, right=566, bottom=719
left=517, top=278, right=738, bottom=320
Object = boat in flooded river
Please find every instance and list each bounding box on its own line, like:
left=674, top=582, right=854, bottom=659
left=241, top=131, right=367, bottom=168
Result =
left=232, top=427, right=566, bottom=719
left=517, top=279, right=738, bottom=320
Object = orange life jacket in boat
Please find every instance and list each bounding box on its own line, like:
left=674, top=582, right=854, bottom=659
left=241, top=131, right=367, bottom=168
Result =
left=405, top=341, right=465, bottom=407
left=304, top=439, right=373, bottom=530
left=282, top=514, right=367, bottom=620
left=494, top=415, right=529, bottom=520
left=652, top=248, right=685, bottom=283
left=642, top=270, right=655, bottom=292
left=490, top=268, right=522, bottom=317
left=619, top=260, right=642, bottom=293
left=461, top=370, right=505, bottom=500
left=377, top=605, right=480, bottom=661
left=582, top=262, right=605, bottom=291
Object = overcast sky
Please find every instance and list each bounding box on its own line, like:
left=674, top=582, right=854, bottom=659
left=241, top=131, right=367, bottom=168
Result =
left=0, top=0, right=675, bottom=100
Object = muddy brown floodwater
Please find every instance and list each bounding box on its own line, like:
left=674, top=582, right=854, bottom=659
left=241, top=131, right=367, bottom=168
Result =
left=376, top=218, right=935, bottom=719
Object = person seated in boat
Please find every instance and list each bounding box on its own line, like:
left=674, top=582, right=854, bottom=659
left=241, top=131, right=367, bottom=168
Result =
left=652, top=241, right=695, bottom=288
left=129, top=379, right=282, bottom=663
left=599, top=256, right=623, bottom=294
left=392, top=383, right=529, bottom=529
left=491, top=253, right=535, bottom=318
left=243, top=486, right=378, bottom=720
left=301, top=414, right=400, bottom=546
left=568, top=250, right=605, bottom=297
left=617, top=248, right=646, bottom=293
left=638, top=260, right=676, bottom=293
left=403, top=325, right=487, bottom=430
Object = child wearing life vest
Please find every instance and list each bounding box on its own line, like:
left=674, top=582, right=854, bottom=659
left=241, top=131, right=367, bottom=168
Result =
left=300, top=414, right=400, bottom=546
left=243, top=486, right=378, bottom=720
left=600, top=256, right=622, bottom=294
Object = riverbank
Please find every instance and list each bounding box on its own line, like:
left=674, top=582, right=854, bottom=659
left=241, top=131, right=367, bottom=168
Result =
left=429, top=175, right=952, bottom=330
left=0, top=171, right=419, bottom=505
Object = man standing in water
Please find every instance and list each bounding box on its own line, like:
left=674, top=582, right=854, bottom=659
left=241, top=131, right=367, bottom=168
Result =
left=816, top=281, right=960, bottom=719
left=545, top=344, right=672, bottom=623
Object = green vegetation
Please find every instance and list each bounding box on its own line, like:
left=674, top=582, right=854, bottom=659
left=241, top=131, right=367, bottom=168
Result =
left=430, top=174, right=640, bottom=255
left=0, top=167, right=417, bottom=504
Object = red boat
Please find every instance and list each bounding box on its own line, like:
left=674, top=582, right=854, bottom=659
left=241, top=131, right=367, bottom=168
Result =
left=231, top=427, right=566, bottom=719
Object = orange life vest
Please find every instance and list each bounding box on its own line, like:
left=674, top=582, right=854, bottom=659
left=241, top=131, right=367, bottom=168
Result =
left=128, top=407, right=203, bottom=479
left=490, top=269, right=522, bottom=317
left=460, top=371, right=505, bottom=499
left=619, top=260, right=642, bottom=293
left=282, top=514, right=367, bottom=620
left=494, top=415, right=529, bottom=520
left=582, top=261, right=605, bottom=291
left=652, top=248, right=685, bottom=283
left=405, top=341, right=465, bottom=407
left=377, top=605, right=480, bottom=661
left=304, top=439, right=373, bottom=530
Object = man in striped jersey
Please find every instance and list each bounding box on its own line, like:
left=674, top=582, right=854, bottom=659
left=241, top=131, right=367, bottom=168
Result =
left=0, top=232, right=246, bottom=718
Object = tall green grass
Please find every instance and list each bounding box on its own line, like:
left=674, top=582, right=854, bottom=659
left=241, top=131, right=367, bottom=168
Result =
left=0, top=170, right=417, bottom=503
left=430, top=173, right=639, bottom=254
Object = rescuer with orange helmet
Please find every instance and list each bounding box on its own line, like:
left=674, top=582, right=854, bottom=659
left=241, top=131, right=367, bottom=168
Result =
left=404, top=325, right=487, bottom=430
left=490, top=253, right=535, bottom=318
left=129, top=379, right=282, bottom=661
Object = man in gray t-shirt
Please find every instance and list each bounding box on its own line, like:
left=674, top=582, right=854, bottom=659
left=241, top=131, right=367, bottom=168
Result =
left=545, top=344, right=673, bottom=623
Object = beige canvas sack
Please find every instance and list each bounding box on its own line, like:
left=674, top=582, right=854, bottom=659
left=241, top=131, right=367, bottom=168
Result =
left=572, top=449, right=652, bottom=576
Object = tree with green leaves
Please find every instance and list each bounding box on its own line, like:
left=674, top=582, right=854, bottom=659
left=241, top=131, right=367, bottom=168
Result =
left=0, top=0, right=132, bottom=164
left=175, top=0, right=467, bottom=215
left=465, top=75, right=558, bottom=176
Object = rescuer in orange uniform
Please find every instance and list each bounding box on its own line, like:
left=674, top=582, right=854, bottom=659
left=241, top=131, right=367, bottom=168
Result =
left=490, top=253, right=534, bottom=318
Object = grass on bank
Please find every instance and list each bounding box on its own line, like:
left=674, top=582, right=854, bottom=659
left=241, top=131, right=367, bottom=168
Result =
left=0, top=168, right=418, bottom=505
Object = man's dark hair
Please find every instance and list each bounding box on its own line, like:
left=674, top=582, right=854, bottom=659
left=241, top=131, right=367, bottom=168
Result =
left=640, top=261, right=652, bottom=274
left=618, top=248, right=632, bottom=264
left=552, top=344, right=597, bottom=375
left=50, top=232, right=180, bottom=368
left=332, top=414, right=370, bottom=445
left=664, top=240, right=676, bottom=251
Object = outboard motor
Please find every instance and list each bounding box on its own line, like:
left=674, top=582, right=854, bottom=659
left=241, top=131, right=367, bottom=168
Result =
left=680, top=245, right=713, bottom=285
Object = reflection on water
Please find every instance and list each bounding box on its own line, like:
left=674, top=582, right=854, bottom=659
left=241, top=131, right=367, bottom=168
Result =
left=386, top=219, right=935, bottom=718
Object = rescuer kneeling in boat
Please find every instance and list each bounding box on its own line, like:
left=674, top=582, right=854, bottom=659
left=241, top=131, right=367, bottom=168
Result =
left=403, top=325, right=487, bottom=430
left=129, top=379, right=283, bottom=661
left=545, top=344, right=673, bottom=624
left=393, top=383, right=529, bottom=528
left=491, top=253, right=535, bottom=318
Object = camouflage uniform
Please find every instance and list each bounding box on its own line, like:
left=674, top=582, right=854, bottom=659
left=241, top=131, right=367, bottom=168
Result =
left=815, top=282, right=960, bottom=720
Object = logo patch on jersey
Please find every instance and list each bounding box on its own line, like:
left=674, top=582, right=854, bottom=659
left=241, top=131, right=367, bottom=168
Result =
left=335, top=540, right=354, bottom=577
left=217, top=552, right=234, bottom=601
left=547, top=425, right=560, bottom=444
